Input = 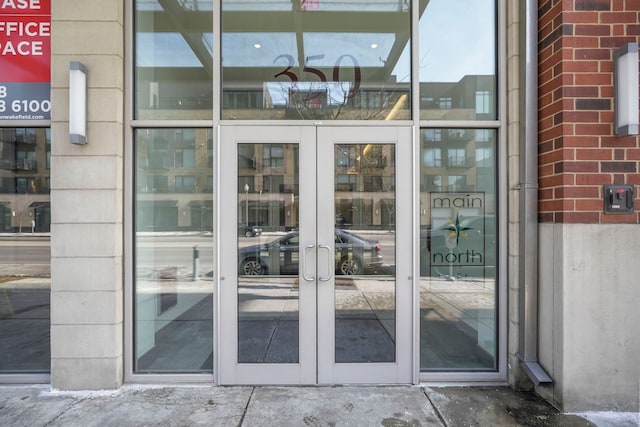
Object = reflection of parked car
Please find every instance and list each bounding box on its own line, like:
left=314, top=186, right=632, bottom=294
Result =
left=238, top=229, right=383, bottom=276
left=239, top=224, right=262, bottom=237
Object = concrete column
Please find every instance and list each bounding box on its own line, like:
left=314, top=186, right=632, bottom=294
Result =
left=50, top=1, right=124, bottom=389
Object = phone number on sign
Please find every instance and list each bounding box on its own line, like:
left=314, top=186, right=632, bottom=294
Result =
left=0, top=84, right=50, bottom=115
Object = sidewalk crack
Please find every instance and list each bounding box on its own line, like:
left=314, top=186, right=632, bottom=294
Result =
left=42, top=397, right=86, bottom=427
left=237, top=386, right=255, bottom=427
left=423, top=388, right=448, bottom=427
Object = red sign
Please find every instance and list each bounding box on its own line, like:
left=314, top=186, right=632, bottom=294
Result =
left=0, top=0, right=50, bottom=15
left=0, top=0, right=50, bottom=120
left=1, top=0, right=50, bottom=83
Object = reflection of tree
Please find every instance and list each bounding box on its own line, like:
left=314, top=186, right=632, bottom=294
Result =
left=381, top=199, right=395, bottom=232
left=276, top=81, right=409, bottom=121
left=14, top=194, right=33, bottom=233
left=361, top=145, right=396, bottom=232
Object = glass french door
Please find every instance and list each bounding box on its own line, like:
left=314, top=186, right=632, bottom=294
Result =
left=219, top=126, right=412, bottom=384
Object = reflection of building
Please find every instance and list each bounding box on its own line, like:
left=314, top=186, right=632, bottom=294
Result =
left=420, top=75, right=496, bottom=120
left=0, top=128, right=51, bottom=232
left=238, top=143, right=396, bottom=231
left=136, top=129, right=213, bottom=232
left=334, top=144, right=397, bottom=229
left=419, top=127, right=496, bottom=226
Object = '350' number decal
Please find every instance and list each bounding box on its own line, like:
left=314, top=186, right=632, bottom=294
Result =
left=273, top=54, right=361, bottom=99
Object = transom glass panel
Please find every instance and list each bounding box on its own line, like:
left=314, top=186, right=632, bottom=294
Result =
left=221, top=0, right=411, bottom=120
left=134, top=0, right=214, bottom=120
left=419, top=0, right=497, bottom=121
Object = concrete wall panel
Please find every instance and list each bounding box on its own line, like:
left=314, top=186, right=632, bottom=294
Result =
left=52, top=190, right=122, bottom=224
left=51, top=324, right=122, bottom=359
left=51, top=257, right=122, bottom=292
left=51, top=290, right=123, bottom=326
left=51, top=22, right=123, bottom=57
left=52, top=0, right=123, bottom=22
left=50, top=122, right=124, bottom=157
left=560, top=224, right=640, bottom=411
left=51, top=156, right=122, bottom=190
left=51, top=224, right=122, bottom=258
left=51, top=358, right=122, bottom=390
left=537, top=223, right=640, bottom=412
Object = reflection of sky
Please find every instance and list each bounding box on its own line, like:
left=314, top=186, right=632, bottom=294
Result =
left=222, top=33, right=297, bottom=67
left=136, top=0, right=494, bottom=84
left=222, top=32, right=396, bottom=67
left=419, top=0, right=495, bottom=82
left=137, top=33, right=202, bottom=66
left=137, top=0, right=213, bottom=11
left=222, top=0, right=407, bottom=12
left=305, top=33, right=396, bottom=67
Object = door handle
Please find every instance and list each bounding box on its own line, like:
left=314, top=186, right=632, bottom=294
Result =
left=318, top=244, right=333, bottom=282
left=302, top=244, right=315, bottom=281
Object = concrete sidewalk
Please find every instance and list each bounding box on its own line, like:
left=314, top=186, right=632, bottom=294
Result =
left=1, top=385, right=638, bottom=427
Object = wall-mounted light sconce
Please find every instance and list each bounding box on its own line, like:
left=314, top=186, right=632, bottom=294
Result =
left=614, top=43, right=639, bottom=136
left=69, top=61, right=88, bottom=144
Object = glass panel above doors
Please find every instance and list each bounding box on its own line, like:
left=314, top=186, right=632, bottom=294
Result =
left=134, top=0, right=214, bottom=120
left=133, top=1, right=499, bottom=122
left=221, top=1, right=411, bottom=120
left=418, top=0, right=497, bottom=121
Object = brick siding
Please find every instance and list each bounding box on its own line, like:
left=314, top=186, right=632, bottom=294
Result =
left=538, top=0, right=640, bottom=223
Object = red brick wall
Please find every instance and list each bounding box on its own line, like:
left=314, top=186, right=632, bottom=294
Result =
left=538, top=0, right=640, bottom=223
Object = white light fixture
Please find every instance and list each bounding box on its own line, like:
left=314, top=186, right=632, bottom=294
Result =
left=69, top=61, right=88, bottom=144
left=614, top=43, right=639, bottom=136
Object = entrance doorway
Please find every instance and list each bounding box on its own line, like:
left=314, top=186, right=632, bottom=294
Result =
left=219, top=126, right=412, bottom=384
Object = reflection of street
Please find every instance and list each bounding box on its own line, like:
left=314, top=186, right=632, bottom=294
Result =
left=0, top=277, right=50, bottom=371
left=238, top=275, right=396, bottom=363
left=135, top=277, right=214, bottom=372
left=135, top=231, right=396, bottom=279
left=0, top=236, right=51, bottom=277
left=1, top=236, right=51, bottom=371
left=238, top=277, right=299, bottom=363
left=136, top=235, right=214, bottom=279
left=238, top=230, right=397, bottom=270
left=335, top=277, right=396, bottom=363
left=419, top=276, right=496, bottom=370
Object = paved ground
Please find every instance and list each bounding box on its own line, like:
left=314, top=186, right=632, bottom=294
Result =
left=1, top=385, right=638, bottom=426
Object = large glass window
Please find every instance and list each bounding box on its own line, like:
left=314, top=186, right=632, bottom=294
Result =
left=221, top=0, right=411, bottom=120
left=419, top=0, right=497, bottom=120
left=134, top=128, right=214, bottom=373
left=419, top=128, right=497, bottom=371
left=0, top=128, right=51, bottom=373
left=134, top=0, right=214, bottom=120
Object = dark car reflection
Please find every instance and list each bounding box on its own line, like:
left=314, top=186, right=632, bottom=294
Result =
left=238, top=223, right=262, bottom=237
left=238, top=229, right=383, bottom=276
